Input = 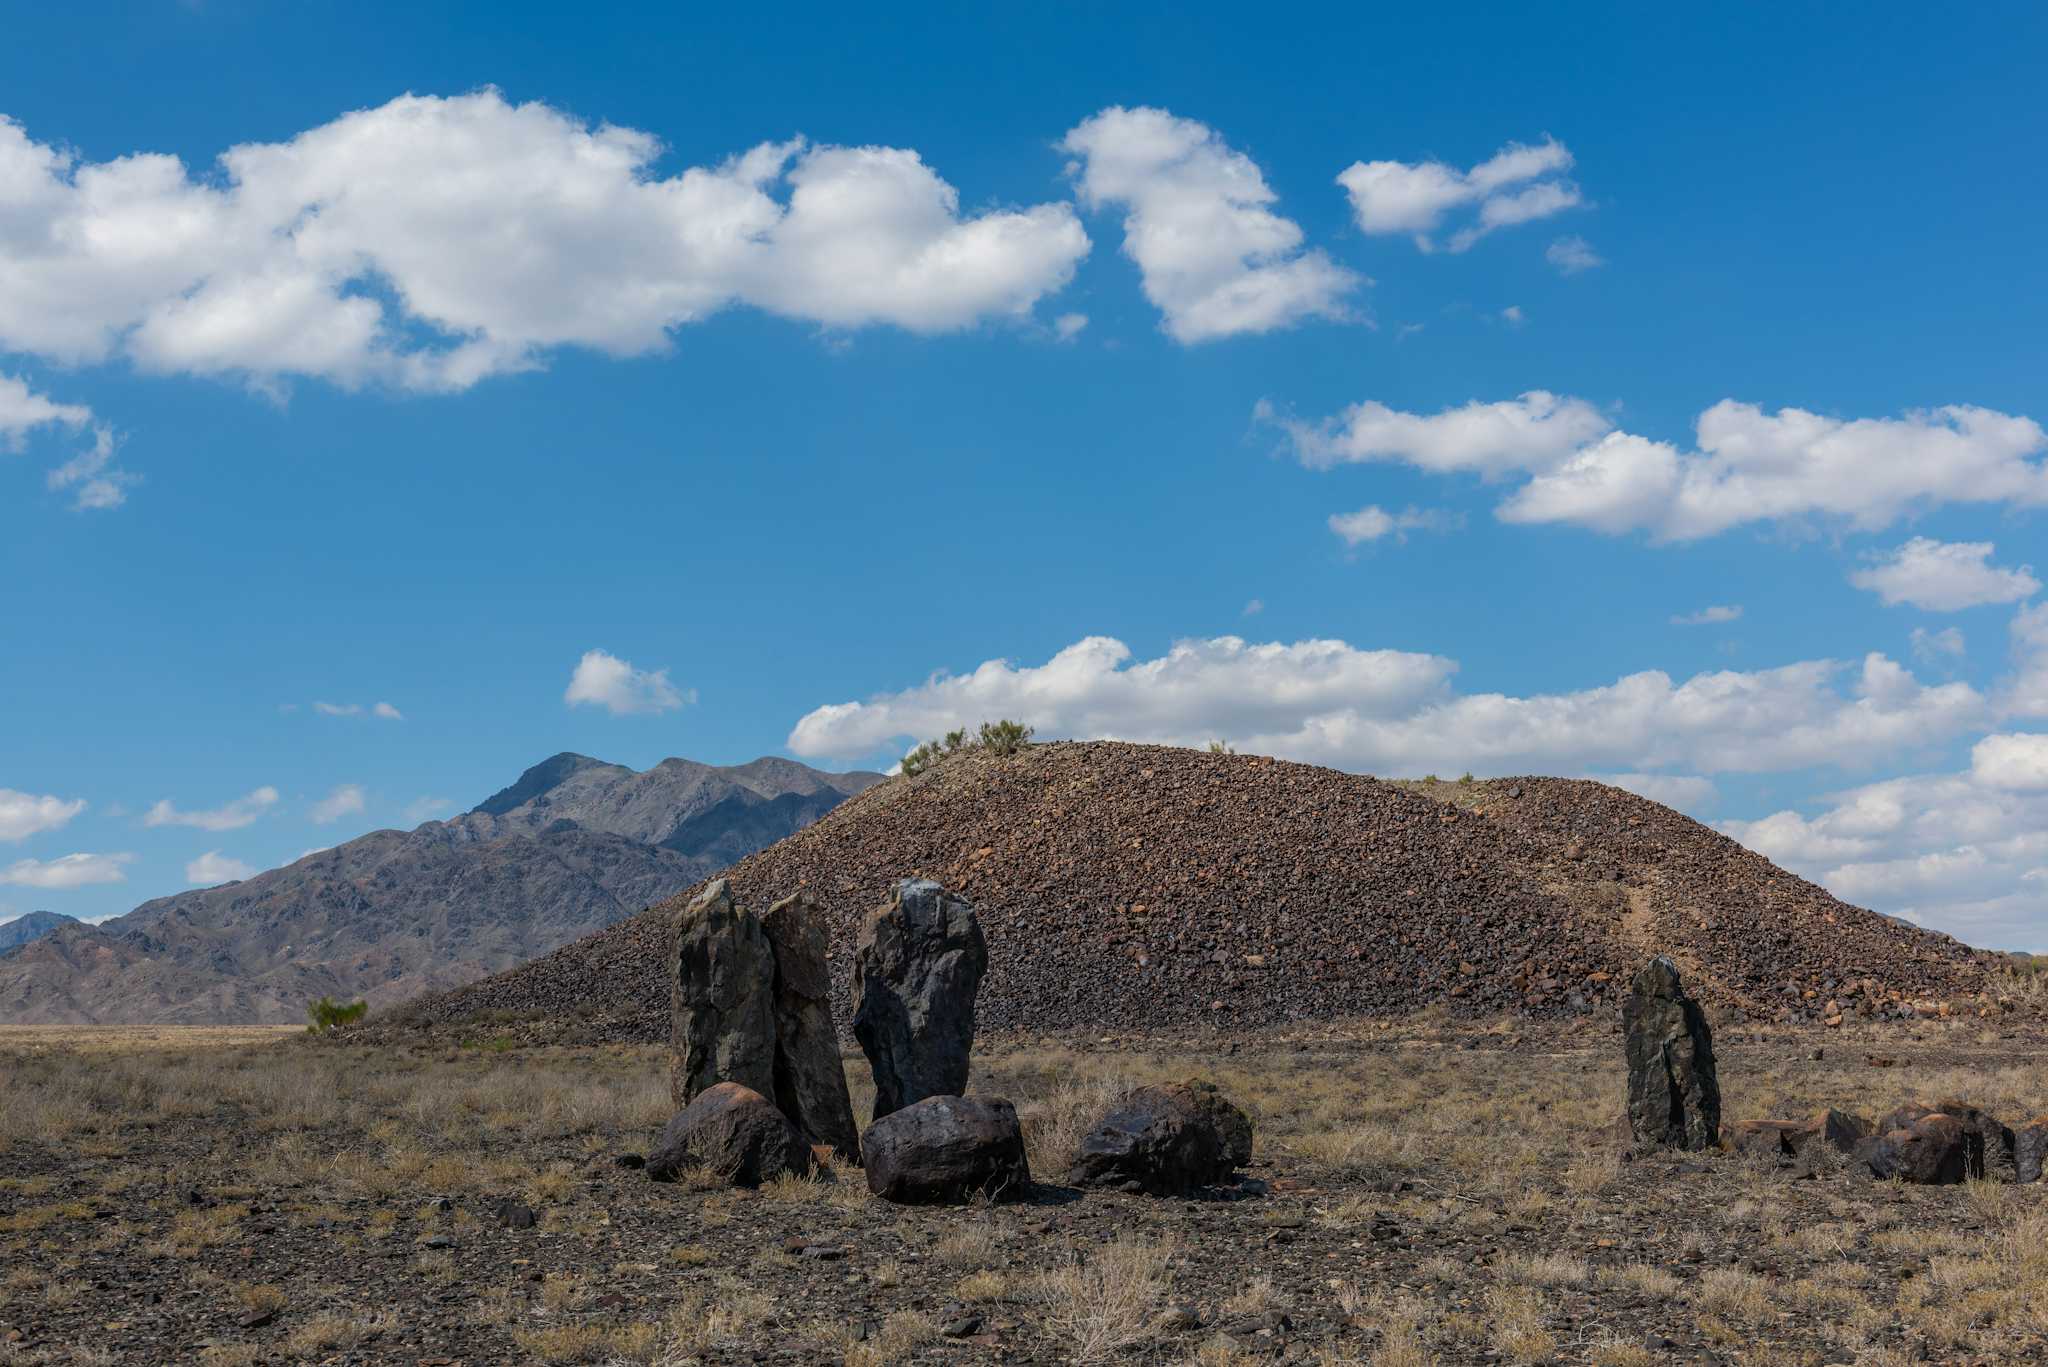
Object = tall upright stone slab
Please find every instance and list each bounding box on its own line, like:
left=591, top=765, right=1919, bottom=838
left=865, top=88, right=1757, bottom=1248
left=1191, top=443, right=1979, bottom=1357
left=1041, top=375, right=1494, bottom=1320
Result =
left=668, top=879, right=777, bottom=1109
left=853, top=879, right=987, bottom=1121
left=762, top=891, right=860, bottom=1162
left=1623, top=955, right=1721, bottom=1151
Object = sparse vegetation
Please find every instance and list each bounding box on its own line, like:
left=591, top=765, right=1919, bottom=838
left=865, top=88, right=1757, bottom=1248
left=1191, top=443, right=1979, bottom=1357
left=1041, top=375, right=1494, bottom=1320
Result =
left=304, top=996, right=367, bottom=1032
left=6, top=1019, right=2048, bottom=1362
left=900, top=718, right=1036, bottom=775
left=978, top=718, right=1033, bottom=755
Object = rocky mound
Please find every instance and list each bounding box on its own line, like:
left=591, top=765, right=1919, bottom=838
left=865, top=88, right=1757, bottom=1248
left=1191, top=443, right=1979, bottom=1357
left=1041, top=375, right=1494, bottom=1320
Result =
left=393, top=742, right=1993, bottom=1041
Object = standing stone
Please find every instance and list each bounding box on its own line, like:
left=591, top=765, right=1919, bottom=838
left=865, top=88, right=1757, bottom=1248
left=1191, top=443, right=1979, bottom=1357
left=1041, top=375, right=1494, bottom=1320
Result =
left=852, top=880, right=987, bottom=1121
left=668, top=880, right=777, bottom=1109
left=762, top=892, right=860, bottom=1162
left=1622, top=955, right=1721, bottom=1151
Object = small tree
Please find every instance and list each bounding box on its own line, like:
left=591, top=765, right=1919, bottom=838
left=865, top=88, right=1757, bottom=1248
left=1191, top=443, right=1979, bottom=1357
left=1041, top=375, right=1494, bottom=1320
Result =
left=943, top=728, right=967, bottom=752
left=1206, top=739, right=1235, bottom=755
left=978, top=719, right=1034, bottom=756
left=306, top=996, right=367, bottom=1033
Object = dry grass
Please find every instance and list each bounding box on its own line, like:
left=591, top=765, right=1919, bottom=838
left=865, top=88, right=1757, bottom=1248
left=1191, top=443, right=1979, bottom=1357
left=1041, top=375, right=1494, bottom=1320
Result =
left=1031, top=1235, right=1177, bottom=1362
left=9, top=1018, right=2048, bottom=1364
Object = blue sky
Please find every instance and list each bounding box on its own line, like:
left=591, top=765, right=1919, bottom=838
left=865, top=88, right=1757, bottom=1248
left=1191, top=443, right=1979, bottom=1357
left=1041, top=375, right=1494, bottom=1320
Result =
left=3, top=3, right=2046, bottom=944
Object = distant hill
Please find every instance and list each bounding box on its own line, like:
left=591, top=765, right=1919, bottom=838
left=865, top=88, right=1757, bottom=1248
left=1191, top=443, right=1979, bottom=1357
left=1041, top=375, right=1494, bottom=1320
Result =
left=0, top=754, right=881, bottom=1026
left=402, top=741, right=1993, bottom=1042
left=0, top=910, right=78, bottom=955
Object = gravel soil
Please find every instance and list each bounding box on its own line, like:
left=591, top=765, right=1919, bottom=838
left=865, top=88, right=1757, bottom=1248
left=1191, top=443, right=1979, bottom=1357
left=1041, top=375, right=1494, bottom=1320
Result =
left=389, top=742, right=1995, bottom=1047
left=6, top=1018, right=2048, bottom=1365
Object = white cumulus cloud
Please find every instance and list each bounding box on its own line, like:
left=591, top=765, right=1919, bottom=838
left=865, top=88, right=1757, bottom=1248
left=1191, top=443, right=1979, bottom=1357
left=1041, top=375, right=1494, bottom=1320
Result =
left=1849, top=538, right=2040, bottom=611
left=1271, top=391, right=1612, bottom=478
left=1338, top=137, right=1580, bottom=253
left=1671, top=605, right=1743, bottom=626
left=1972, top=733, right=2048, bottom=791
left=403, top=796, right=454, bottom=823
left=1545, top=235, right=1603, bottom=275
left=1062, top=106, right=1360, bottom=343
left=309, top=783, right=366, bottom=825
left=1912, top=626, right=1967, bottom=664
left=1327, top=504, right=1460, bottom=546
left=186, top=851, right=256, bottom=885
left=0, top=789, right=86, bottom=841
left=309, top=700, right=404, bottom=719
left=0, top=374, right=130, bottom=510
left=565, top=649, right=690, bottom=716
left=1595, top=773, right=1717, bottom=813
left=788, top=634, right=1985, bottom=779
left=1271, top=393, right=2048, bottom=541
left=143, top=785, right=278, bottom=832
left=1722, top=760, right=2048, bottom=949
left=0, top=92, right=1090, bottom=394
left=0, top=852, right=133, bottom=889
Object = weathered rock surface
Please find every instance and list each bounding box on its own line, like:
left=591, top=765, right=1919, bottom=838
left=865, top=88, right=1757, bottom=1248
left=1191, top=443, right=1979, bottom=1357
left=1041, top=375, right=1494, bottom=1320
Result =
left=402, top=744, right=1997, bottom=1042
left=646, top=1081, right=813, bottom=1186
left=1878, top=1101, right=2015, bottom=1181
left=1067, top=1081, right=1252, bottom=1195
left=2016, top=1116, right=2048, bottom=1184
left=859, top=1095, right=1030, bottom=1204
left=1855, top=1113, right=1969, bottom=1185
left=668, top=881, right=777, bottom=1109
left=852, top=880, right=986, bottom=1120
left=1623, top=956, right=1720, bottom=1151
left=762, top=892, right=859, bottom=1161
left=1725, top=1109, right=1872, bottom=1159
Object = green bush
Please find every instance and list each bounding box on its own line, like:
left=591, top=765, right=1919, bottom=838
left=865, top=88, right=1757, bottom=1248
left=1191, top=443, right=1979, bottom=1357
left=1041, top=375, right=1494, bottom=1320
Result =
left=900, top=740, right=945, bottom=777
left=305, top=996, right=368, bottom=1033
left=898, top=718, right=1036, bottom=777
left=978, top=719, right=1033, bottom=756
left=1206, top=739, right=1234, bottom=755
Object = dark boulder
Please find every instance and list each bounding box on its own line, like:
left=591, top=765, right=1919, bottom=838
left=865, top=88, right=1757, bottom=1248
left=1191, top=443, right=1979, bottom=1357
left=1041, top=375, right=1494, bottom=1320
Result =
left=1855, top=1113, right=1969, bottom=1185
left=860, top=1095, right=1030, bottom=1204
left=647, top=1082, right=814, bottom=1187
left=1879, top=1101, right=2015, bottom=1182
left=762, top=892, right=860, bottom=1162
left=1068, top=1082, right=1251, bottom=1195
left=1178, top=1079, right=1254, bottom=1169
left=1622, top=956, right=1720, bottom=1151
left=668, top=880, right=777, bottom=1109
left=852, top=880, right=987, bottom=1121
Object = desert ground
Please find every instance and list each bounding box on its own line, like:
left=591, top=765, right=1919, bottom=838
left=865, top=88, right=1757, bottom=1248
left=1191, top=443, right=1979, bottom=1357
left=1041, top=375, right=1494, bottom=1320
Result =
left=5, top=1015, right=2048, bottom=1367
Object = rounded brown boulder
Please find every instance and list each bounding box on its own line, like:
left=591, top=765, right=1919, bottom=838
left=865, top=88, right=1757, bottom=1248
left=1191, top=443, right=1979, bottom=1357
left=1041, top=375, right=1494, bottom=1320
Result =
left=859, top=1095, right=1030, bottom=1204
left=646, top=1081, right=814, bottom=1187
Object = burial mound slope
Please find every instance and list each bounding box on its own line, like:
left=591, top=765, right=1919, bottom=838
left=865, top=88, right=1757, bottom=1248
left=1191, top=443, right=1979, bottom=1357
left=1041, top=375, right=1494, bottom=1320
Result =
left=395, top=742, right=1992, bottom=1040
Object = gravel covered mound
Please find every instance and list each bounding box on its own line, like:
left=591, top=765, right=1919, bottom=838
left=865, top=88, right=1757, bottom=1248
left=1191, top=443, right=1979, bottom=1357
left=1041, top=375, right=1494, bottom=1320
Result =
left=388, top=743, right=1992, bottom=1041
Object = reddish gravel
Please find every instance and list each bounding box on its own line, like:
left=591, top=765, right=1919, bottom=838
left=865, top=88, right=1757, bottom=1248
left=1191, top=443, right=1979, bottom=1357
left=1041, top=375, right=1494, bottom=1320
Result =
left=387, top=743, right=1994, bottom=1042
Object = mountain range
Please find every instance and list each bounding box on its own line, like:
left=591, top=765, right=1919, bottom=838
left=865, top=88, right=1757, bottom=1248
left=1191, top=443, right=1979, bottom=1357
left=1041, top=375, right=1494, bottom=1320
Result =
left=0, top=910, right=78, bottom=954
left=0, top=754, right=880, bottom=1025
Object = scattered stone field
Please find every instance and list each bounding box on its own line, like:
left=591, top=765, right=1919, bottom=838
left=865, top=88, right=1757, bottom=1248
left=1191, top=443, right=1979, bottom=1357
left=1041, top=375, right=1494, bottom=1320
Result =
left=7, top=1015, right=2048, bottom=1365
